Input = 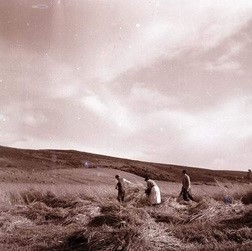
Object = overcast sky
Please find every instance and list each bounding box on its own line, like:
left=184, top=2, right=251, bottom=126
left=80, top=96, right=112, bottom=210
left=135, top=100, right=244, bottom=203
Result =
left=0, top=0, right=252, bottom=171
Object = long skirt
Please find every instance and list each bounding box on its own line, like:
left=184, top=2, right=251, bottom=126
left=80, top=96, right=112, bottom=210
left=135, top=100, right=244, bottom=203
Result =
left=149, top=185, right=161, bottom=205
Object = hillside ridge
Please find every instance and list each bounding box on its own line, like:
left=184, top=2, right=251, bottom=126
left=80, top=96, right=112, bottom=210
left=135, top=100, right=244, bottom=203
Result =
left=0, top=145, right=247, bottom=183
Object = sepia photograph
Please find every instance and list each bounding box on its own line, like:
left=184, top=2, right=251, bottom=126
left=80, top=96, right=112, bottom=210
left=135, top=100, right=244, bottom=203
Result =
left=0, top=0, right=251, bottom=250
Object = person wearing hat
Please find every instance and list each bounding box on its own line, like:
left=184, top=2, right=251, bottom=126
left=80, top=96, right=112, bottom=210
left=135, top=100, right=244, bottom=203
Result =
left=144, top=177, right=161, bottom=205
left=115, top=174, right=131, bottom=203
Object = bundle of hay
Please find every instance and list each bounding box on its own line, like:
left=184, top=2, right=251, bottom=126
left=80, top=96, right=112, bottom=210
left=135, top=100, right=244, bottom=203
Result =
left=241, top=191, right=252, bottom=205
left=125, top=186, right=148, bottom=207
left=92, top=201, right=151, bottom=228
left=17, top=201, right=69, bottom=224
left=88, top=227, right=148, bottom=251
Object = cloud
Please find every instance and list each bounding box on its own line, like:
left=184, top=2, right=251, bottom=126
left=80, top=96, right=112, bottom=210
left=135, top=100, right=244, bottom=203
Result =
left=23, top=113, right=48, bottom=127
left=204, top=41, right=246, bottom=73
left=81, top=91, right=139, bottom=134
left=81, top=95, right=108, bottom=117
left=205, top=61, right=242, bottom=73
left=129, top=86, right=179, bottom=110
left=172, top=95, right=252, bottom=169
left=103, top=90, right=252, bottom=170
left=91, top=0, right=252, bottom=81
left=32, top=4, right=49, bottom=10
left=1, top=1, right=252, bottom=83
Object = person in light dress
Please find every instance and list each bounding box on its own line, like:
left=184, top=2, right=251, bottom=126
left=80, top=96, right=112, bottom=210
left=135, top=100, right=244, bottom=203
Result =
left=144, top=176, right=161, bottom=205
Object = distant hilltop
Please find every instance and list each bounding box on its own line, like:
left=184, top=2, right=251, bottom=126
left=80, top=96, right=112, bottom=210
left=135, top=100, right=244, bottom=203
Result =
left=0, top=145, right=248, bottom=184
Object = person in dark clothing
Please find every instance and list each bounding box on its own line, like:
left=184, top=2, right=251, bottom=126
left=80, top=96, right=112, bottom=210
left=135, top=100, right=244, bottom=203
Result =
left=115, top=178, right=125, bottom=202
left=180, top=170, right=194, bottom=201
left=115, top=174, right=131, bottom=203
left=247, top=169, right=251, bottom=182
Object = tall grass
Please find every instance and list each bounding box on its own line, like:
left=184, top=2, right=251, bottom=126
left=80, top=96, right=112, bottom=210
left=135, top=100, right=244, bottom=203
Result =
left=0, top=182, right=251, bottom=250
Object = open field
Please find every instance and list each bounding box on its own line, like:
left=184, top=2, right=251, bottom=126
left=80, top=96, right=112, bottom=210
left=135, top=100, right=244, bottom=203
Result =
left=0, top=146, right=251, bottom=250
left=0, top=168, right=251, bottom=251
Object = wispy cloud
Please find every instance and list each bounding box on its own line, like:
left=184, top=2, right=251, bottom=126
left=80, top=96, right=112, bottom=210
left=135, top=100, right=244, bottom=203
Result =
left=204, top=41, right=246, bottom=73
left=92, top=0, right=252, bottom=81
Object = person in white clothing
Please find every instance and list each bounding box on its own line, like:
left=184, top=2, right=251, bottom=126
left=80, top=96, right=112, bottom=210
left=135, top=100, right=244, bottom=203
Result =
left=144, top=177, right=161, bottom=205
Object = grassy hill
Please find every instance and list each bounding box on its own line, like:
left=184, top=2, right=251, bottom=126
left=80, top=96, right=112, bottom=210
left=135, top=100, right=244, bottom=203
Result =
left=0, top=145, right=247, bottom=184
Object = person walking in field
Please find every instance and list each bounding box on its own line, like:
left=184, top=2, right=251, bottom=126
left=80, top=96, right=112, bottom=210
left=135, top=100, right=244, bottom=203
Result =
left=180, top=170, right=194, bottom=201
left=115, top=174, right=131, bottom=203
left=144, top=177, right=161, bottom=205
left=247, top=169, right=251, bottom=182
